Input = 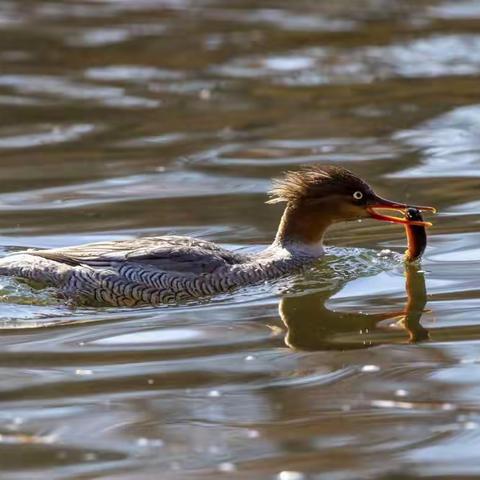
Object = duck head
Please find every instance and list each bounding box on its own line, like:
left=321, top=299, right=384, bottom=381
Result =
left=269, top=165, right=435, bottom=249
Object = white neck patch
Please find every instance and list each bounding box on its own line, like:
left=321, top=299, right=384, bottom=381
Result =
left=268, top=240, right=324, bottom=259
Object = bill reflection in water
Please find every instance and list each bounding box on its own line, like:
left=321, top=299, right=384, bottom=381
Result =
left=279, top=262, right=430, bottom=351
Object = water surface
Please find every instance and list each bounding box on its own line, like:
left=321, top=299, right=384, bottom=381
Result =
left=1, top=0, right=480, bottom=478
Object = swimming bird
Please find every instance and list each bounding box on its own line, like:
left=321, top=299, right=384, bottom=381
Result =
left=0, top=165, right=435, bottom=306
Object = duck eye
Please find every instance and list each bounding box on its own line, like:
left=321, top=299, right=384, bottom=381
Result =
left=353, top=191, right=363, bottom=200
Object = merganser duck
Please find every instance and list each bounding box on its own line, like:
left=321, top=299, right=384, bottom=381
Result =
left=0, top=165, right=435, bottom=306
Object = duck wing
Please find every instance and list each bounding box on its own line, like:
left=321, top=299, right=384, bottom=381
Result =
left=27, top=236, right=247, bottom=274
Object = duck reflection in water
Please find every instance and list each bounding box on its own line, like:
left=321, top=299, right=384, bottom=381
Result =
left=279, top=262, right=429, bottom=351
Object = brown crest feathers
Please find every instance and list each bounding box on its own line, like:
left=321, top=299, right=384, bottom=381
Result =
left=267, top=165, right=370, bottom=205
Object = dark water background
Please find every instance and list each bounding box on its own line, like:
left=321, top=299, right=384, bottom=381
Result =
left=1, top=1, right=480, bottom=478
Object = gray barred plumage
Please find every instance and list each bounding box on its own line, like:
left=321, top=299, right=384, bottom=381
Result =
left=0, top=235, right=313, bottom=306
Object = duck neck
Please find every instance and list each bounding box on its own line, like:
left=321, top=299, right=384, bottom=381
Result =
left=271, top=203, right=331, bottom=257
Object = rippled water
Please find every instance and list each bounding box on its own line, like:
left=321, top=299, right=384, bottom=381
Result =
left=1, top=0, right=480, bottom=478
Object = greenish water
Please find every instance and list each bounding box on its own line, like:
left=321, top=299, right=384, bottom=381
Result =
left=1, top=1, right=480, bottom=478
